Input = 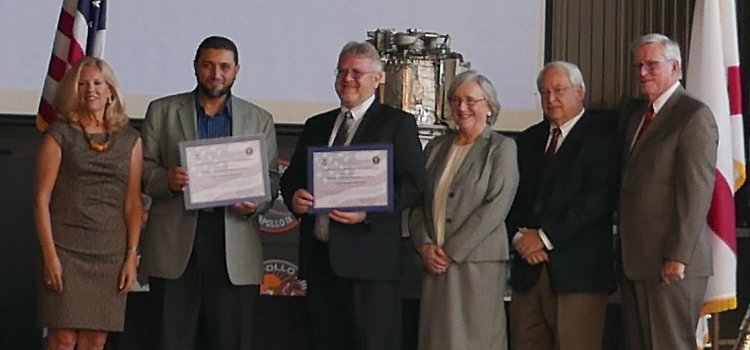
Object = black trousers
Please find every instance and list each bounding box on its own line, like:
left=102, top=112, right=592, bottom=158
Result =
left=149, top=210, right=259, bottom=350
left=307, top=240, right=401, bottom=350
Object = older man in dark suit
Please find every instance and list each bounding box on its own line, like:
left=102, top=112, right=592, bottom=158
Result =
left=619, top=33, right=718, bottom=350
left=507, top=61, right=620, bottom=350
left=280, top=41, right=426, bottom=350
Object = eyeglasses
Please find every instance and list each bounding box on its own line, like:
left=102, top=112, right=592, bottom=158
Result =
left=449, top=97, right=486, bottom=107
left=631, top=59, right=670, bottom=71
left=335, top=69, right=376, bottom=80
left=537, top=86, right=574, bottom=97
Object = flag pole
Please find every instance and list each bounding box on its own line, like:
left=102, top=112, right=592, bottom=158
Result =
left=87, top=0, right=102, bottom=55
left=713, top=312, right=721, bottom=349
left=733, top=303, right=750, bottom=349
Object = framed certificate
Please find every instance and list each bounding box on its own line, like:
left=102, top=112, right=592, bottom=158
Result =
left=307, top=144, right=394, bottom=214
left=179, top=134, right=271, bottom=210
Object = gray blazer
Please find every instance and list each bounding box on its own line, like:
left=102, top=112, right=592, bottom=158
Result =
left=619, top=86, right=718, bottom=281
left=410, top=126, right=519, bottom=262
left=140, top=92, right=279, bottom=285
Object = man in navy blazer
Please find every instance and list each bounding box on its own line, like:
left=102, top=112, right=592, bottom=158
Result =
left=280, top=41, right=426, bottom=350
left=506, top=61, right=620, bottom=350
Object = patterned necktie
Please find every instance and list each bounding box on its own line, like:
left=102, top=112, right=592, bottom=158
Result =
left=545, top=127, right=561, bottom=162
left=633, top=104, right=654, bottom=148
left=314, top=111, right=355, bottom=242
left=332, top=111, right=354, bottom=146
left=541, top=127, right=561, bottom=175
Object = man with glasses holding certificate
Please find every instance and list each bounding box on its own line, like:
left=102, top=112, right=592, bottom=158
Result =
left=280, top=41, right=426, bottom=350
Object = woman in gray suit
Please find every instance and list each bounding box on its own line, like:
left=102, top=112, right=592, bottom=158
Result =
left=410, top=70, right=519, bottom=350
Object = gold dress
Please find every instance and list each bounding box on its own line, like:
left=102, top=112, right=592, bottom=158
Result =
left=38, top=121, right=139, bottom=331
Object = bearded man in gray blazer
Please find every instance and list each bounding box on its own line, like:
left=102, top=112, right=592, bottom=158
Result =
left=619, top=33, right=718, bottom=350
left=140, top=36, right=279, bottom=350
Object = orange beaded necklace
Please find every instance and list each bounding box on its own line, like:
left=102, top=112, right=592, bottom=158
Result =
left=79, top=122, right=110, bottom=152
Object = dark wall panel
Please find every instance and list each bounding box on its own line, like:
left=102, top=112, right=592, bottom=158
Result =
left=546, top=0, right=694, bottom=109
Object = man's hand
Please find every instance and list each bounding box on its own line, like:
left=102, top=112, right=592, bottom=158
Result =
left=419, top=244, right=452, bottom=275
left=232, top=201, right=258, bottom=216
left=291, top=189, right=314, bottom=214
left=328, top=210, right=366, bottom=225
left=168, top=167, right=189, bottom=192
left=515, top=228, right=545, bottom=257
left=524, top=250, right=549, bottom=265
left=660, top=260, right=686, bottom=286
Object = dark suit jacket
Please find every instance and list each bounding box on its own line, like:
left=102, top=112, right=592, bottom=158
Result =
left=618, top=87, right=717, bottom=281
left=507, top=112, right=620, bottom=294
left=280, top=101, right=426, bottom=281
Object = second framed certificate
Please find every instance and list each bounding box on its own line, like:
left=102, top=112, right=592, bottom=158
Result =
left=307, top=144, right=394, bottom=214
left=179, top=134, right=271, bottom=210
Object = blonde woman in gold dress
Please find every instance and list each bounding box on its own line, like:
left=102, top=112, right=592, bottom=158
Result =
left=34, top=57, right=142, bottom=350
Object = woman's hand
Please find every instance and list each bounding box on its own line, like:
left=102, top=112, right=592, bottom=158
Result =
left=42, top=252, right=64, bottom=292
left=118, top=252, right=138, bottom=293
left=419, top=244, right=452, bottom=275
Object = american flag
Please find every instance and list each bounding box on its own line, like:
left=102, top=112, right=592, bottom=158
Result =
left=36, top=0, right=107, bottom=131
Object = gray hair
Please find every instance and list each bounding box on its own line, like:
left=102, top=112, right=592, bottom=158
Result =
left=536, top=61, right=586, bottom=90
left=447, top=70, right=502, bottom=125
left=338, top=41, right=383, bottom=73
left=631, top=33, right=683, bottom=75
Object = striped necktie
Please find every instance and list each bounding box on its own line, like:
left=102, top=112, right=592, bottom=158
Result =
left=314, top=111, right=355, bottom=242
left=332, top=111, right=354, bottom=146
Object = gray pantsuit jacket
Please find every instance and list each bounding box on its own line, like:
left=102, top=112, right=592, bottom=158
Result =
left=140, top=92, right=279, bottom=285
left=409, top=126, right=519, bottom=350
left=410, top=126, right=519, bottom=262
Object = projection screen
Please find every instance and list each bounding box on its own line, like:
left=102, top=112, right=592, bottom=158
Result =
left=0, top=1, right=545, bottom=131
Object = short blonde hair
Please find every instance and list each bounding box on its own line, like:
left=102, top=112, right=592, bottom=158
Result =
left=53, top=57, right=128, bottom=131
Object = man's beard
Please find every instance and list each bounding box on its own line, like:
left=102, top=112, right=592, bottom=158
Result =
left=197, top=79, right=235, bottom=98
